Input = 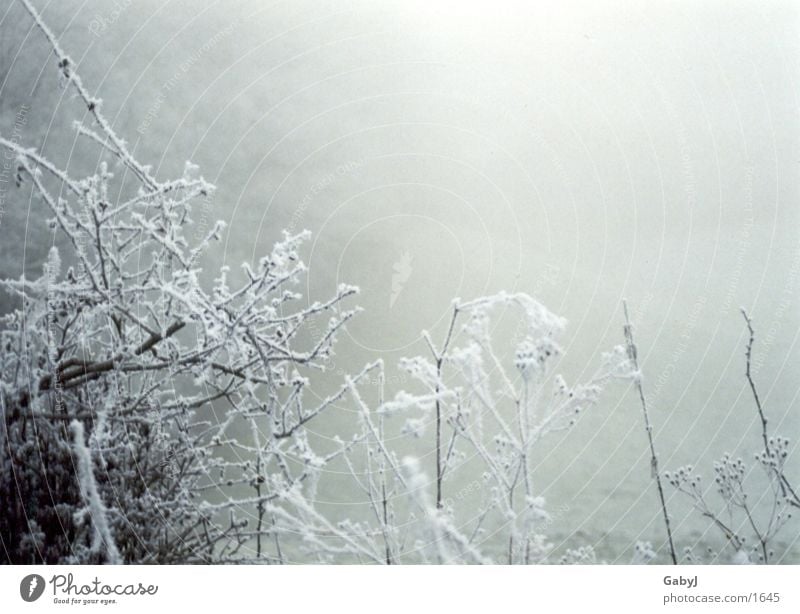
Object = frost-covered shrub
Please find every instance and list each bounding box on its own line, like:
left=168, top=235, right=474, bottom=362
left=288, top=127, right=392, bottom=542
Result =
left=1, top=0, right=358, bottom=564
left=306, top=294, right=634, bottom=564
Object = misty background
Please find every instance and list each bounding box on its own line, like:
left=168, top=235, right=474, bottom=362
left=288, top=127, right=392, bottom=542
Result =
left=1, top=0, right=798, bottom=561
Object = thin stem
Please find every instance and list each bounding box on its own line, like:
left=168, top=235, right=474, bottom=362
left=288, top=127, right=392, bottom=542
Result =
left=741, top=309, right=800, bottom=509
left=623, top=301, right=678, bottom=564
left=431, top=306, right=459, bottom=509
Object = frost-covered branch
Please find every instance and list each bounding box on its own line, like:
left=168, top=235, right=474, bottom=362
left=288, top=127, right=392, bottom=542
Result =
left=70, top=420, right=122, bottom=564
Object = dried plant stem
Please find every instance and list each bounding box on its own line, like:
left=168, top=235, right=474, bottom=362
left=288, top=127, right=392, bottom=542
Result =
left=426, top=305, right=460, bottom=509
left=623, top=301, right=678, bottom=564
left=741, top=309, right=800, bottom=509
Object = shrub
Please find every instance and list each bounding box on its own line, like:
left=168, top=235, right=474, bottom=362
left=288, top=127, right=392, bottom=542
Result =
left=1, top=0, right=358, bottom=564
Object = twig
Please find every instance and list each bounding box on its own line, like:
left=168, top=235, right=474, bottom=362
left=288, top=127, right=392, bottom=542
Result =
left=19, top=0, right=159, bottom=190
left=740, top=309, right=800, bottom=509
left=623, top=301, right=678, bottom=564
left=428, top=305, right=460, bottom=509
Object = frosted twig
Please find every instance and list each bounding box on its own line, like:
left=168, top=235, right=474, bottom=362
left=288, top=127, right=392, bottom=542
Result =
left=70, top=421, right=122, bottom=564
left=622, top=300, right=678, bottom=564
